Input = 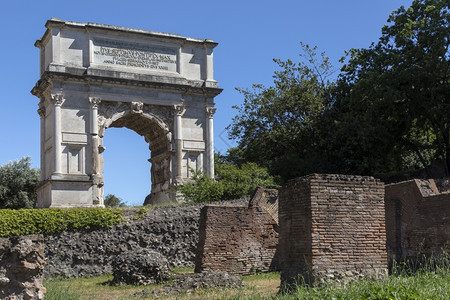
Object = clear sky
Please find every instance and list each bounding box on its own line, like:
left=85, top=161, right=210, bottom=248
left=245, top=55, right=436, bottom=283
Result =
left=0, top=0, right=413, bottom=206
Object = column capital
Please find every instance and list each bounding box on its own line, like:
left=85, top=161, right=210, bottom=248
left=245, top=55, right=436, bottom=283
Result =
left=206, top=106, right=216, bottom=118
left=89, top=97, right=102, bottom=109
left=51, top=93, right=64, bottom=106
left=37, top=103, right=46, bottom=117
left=174, top=104, right=186, bottom=116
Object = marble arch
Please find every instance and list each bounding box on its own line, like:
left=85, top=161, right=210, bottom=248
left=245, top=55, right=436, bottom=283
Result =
left=31, top=19, right=222, bottom=207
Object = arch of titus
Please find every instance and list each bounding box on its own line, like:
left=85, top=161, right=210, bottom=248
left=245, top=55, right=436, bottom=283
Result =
left=31, top=19, right=222, bottom=208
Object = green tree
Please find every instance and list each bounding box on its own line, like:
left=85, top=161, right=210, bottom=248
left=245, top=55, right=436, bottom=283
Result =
left=228, top=43, right=334, bottom=181
left=333, top=0, right=450, bottom=175
left=0, top=157, right=40, bottom=209
left=104, top=194, right=126, bottom=208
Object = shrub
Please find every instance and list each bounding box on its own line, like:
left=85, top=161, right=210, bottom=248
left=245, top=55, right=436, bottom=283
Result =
left=216, top=162, right=279, bottom=200
left=0, top=208, right=123, bottom=237
left=177, top=169, right=224, bottom=203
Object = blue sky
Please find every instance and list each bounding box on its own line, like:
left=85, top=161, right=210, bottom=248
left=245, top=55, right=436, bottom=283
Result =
left=0, top=0, right=413, bottom=206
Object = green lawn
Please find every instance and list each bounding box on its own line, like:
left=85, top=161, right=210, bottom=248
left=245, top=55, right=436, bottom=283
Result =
left=44, top=264, right=449, bottom=300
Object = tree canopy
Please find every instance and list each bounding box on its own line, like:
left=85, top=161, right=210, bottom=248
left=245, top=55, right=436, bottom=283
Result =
left=333, top=0, right=449, bottom=176
left=228, top=43, right=335, bottom=181
left=228, top=0, right=449, bottom=181
left=0, top=157, right=40, bottom=209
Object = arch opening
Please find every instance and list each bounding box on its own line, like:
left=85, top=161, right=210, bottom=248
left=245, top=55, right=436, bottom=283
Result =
left=99, top=110, right=173, bottom=205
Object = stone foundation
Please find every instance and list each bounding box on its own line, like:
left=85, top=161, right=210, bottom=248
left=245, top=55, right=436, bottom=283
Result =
left=279, top=174, right=387, bottom=288
left=0, top=235, right=46, bottom=300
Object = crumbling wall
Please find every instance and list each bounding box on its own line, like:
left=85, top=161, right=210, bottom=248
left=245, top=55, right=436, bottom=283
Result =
left=385, top=179, right=450, bottom=260
left=0, top=234, right=46, bottom=300
left=194, top=205, right=278, bottom=275
left=279, top=174, right=387, bottom=288
left=249, top=187, right=279, bottom=224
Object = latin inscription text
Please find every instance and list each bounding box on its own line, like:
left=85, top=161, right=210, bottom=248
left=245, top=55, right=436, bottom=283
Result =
left=93, top=39, right=177, bottom=72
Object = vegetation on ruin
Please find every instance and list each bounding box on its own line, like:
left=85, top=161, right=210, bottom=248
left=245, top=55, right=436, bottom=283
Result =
left=229, top=0, right=450, bottom=182
left=43, top=256, right=450, bottom=299
left=0, top=157, right=40, bottom=209
left=0, top=207, right=123, bottom=237
left=175, top=160, right=278, bottom=203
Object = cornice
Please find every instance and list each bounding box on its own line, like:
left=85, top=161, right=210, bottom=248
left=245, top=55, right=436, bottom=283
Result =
left=38, top=18, right=218, bottom=48
left=31, top=70, right=223, bottom=98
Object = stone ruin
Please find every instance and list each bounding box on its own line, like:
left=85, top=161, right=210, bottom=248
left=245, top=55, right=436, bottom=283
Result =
left=0, top=235, right=46, bottom=300
left=1, top=175, right=449, bottom=298
left=194, top=174, right=450, bottom=289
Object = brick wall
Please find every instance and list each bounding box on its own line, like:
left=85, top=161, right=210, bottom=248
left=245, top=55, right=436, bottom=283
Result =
left=194, top=205, right=278, bottom=275
left=249, top=187, right=279, bottom=224
left=385, top=179, right=450, bottom=260
left=0, top=234, right=46, bottom=299
left=279, top=174, right=387, bottom=288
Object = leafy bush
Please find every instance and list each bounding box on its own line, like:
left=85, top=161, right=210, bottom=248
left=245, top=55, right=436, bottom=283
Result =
left=176, top=161, right=278, bottom=203
left=178, top=169, right=223, bottom=203
left=0, top=208, right=123, bottom=237
left=0, top=157, right=40, bottom=209
left=216, top=162, right=279, bottom=200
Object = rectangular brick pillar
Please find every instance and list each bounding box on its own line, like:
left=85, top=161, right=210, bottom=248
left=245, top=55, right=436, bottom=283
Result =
left=279, top=174, right=387, bottom=289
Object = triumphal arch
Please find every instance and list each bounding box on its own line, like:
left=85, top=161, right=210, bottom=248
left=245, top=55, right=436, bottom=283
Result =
left=31, top=19, right=221, bottom=208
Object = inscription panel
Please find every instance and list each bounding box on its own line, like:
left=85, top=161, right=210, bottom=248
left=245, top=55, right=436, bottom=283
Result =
left=93, top=39, right=177, bottom=72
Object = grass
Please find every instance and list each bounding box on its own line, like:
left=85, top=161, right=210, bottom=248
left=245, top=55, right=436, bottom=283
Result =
left=44, top=257, right=450, bottom=300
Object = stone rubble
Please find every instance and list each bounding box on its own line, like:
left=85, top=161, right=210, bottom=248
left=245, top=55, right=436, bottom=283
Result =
left=134, top=270, right=245, bottom=298
left=0, top=235, right=46, bottom=300
left=111, top=249, right=171, bottom=285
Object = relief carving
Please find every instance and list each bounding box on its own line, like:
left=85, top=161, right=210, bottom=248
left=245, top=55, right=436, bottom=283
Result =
left=131, top=101, right=144, bottom=114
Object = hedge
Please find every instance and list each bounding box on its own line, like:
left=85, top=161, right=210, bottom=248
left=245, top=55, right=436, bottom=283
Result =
left=0, top=208, right=124, bottom=237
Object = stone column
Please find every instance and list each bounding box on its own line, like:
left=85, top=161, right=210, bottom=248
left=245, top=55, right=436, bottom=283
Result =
left=51, top=94, right=64, bottom=175
left=89, top=97, right=101, bottom=135
left=206, top=107, right=216, bottom=178
left=37, top=103, right=46, bottom=181
left=174, top=104, right=185, bottom=183
left=89, top=97, right=103, bottom=206
left=89, top=97, right=101, bottom=175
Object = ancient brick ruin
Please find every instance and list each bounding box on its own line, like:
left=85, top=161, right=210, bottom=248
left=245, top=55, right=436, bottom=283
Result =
left=385, top=179, right=450, bottom=261
left=195, top=203, right=279, bottom=275
left=278, top=174, right=388, bottom=288
left=0, top=235, right=46, bottom=299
